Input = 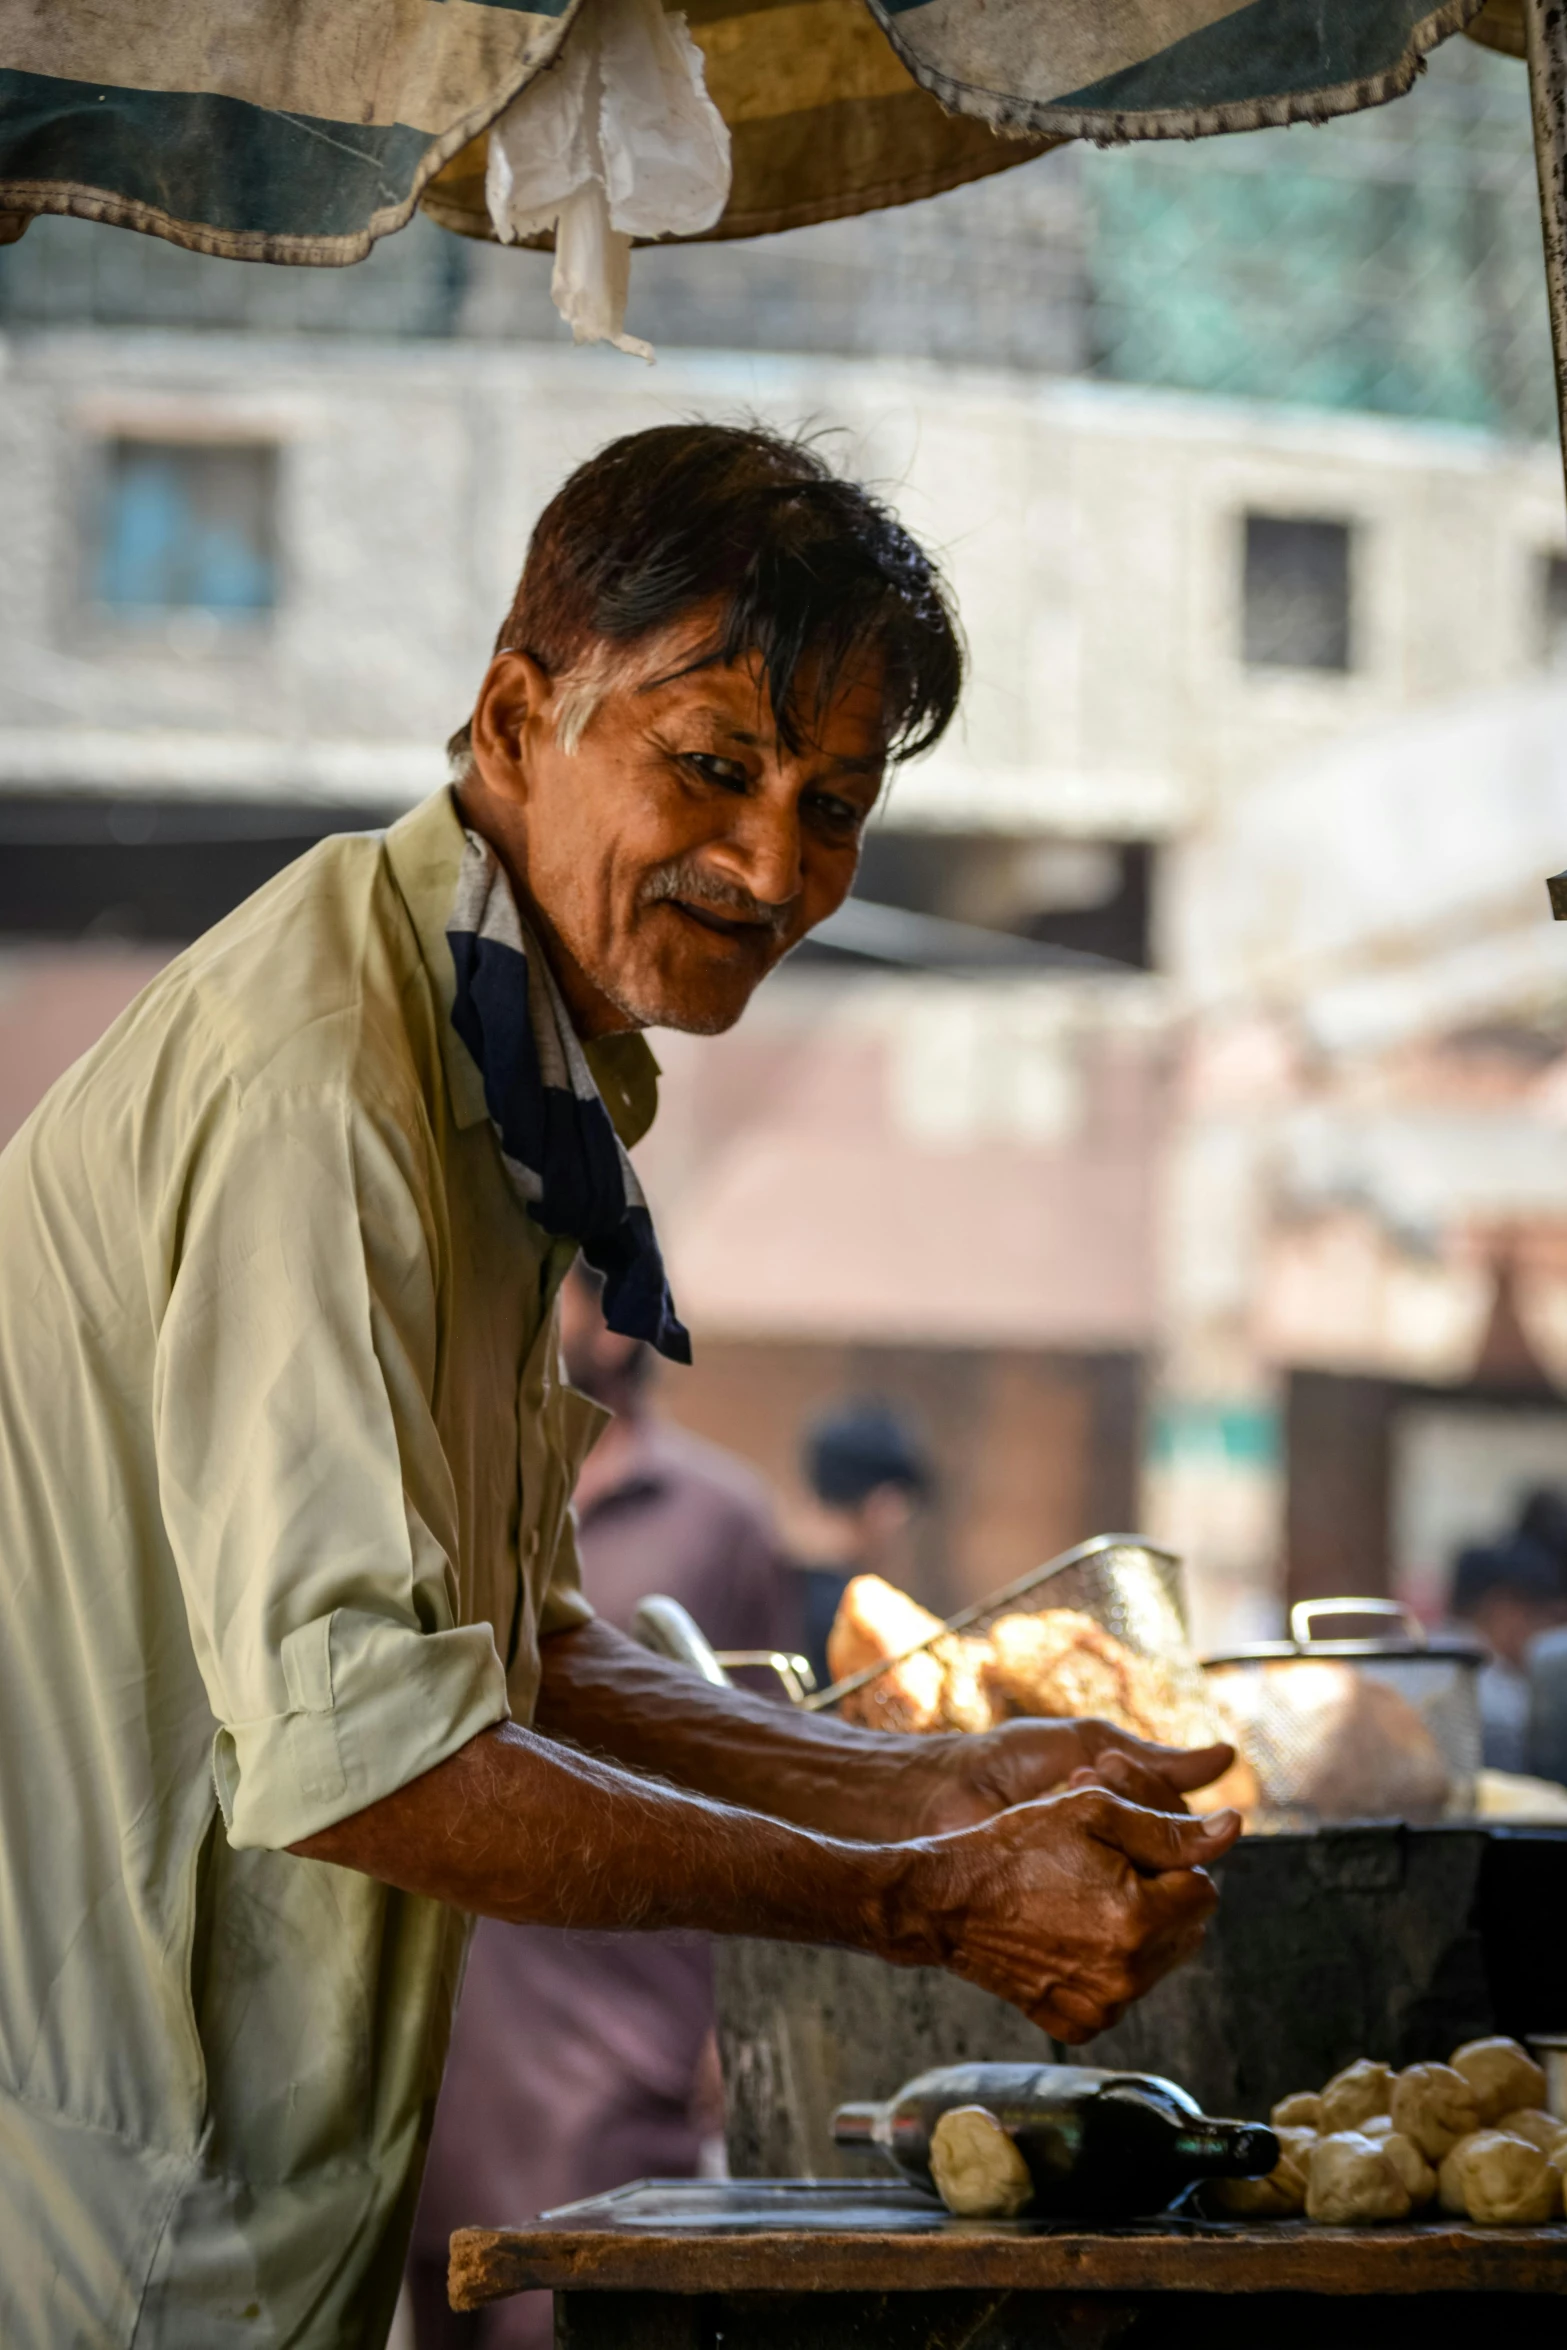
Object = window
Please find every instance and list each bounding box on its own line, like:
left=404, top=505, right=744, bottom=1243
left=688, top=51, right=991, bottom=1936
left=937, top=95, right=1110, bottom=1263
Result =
left=1540, top=551, right=1567, bottom=669
left=93, top=439, right=278, bottom=619
left=1241, top=513, right=1352, bottom=672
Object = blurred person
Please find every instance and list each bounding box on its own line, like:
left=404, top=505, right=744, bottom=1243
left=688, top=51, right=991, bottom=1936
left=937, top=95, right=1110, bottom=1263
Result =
left=403, top=1263, right=791, bottom=2347
left=1450, top=1535, right=1567, bottom=1773
left=786, top=1397, right=935, bottom=1689
left=1517, top=1484, right=1567, bottom=1572
left=0, top=422, right=1239, bottom=2347
left=1517, top=1489, right=1567, bottom=1784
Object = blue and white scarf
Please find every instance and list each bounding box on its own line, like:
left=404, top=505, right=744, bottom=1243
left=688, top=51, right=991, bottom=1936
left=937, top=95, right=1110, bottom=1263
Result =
left=446, top=829, right=691, bottom=1365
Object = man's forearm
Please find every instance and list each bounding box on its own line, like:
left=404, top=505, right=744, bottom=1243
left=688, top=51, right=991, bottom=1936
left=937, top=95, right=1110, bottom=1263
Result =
left=294, top=1710, right=1242, bottom=2042
left=297, top=1717, right=914, bottom=1954
left=533, top=1616, right=942, bottom=1841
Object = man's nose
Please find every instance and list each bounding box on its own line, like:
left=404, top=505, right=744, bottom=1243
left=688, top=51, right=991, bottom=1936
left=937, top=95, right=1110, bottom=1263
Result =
left=719, top=795, right=803, bottom=911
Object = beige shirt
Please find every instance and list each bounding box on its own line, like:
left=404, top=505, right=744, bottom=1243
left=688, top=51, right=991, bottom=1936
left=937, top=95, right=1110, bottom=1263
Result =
left=0, top=789, right=657, bottom=2348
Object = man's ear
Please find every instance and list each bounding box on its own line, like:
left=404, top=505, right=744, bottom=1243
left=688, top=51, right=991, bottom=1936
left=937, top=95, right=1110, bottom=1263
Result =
left=469, top=650, right=555, bottom=804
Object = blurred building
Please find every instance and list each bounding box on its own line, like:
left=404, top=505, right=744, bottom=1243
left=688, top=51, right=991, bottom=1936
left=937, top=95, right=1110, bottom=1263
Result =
left=1, top=29, right=1563, bottom=1643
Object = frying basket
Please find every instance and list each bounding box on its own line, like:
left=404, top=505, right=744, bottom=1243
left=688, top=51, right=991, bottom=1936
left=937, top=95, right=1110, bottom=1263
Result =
left=804, top=1531, right=1225, bottom=1742
left=1203, top=1597, right=1483, bottom=1822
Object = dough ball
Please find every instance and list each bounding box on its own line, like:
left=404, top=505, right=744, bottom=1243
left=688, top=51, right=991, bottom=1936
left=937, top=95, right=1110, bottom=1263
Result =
left=1498, top=2108, right=1567, bottom=2159
left=929, top=2105, right=1033, bottom=2219
left=1208, top=2126, right=1314, bottom=2219
left=1381, top=2130, right=1437, bottom=2210
left=1453, top=2130, right=1559, bottom=2226
left=1271, top=2092, right=1322, bottom=2130
left=1360, top=2115, right=1394, bottom=2141
left=1305, top=2131, right=1412, bottom=2224
left=1207, top=2171, right=1300, bottom=2219
left=1438, top=2132, right=1485, bottom=2217
left=1450, top=2038, right=1548, bottom=2126
left=1389, top=2063, right=1481, bottom=2162
left=1319, top=2059, right=1393, bottom=2134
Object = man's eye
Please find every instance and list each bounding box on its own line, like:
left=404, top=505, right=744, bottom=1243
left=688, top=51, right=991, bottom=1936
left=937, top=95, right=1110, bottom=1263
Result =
left=683, top=754, right=748, bottom=791
left=807, top=793, right=865, bottom=836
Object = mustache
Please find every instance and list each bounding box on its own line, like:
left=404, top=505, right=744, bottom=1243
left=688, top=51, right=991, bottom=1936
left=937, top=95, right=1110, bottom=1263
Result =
left=638, top=858, right=794, bottom=938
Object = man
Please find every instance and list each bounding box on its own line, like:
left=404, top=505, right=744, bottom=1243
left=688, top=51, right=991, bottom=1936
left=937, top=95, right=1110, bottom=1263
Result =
left=787, top=1395, right=935, bottom=1689
left=404, top=1265, right=791, bottom=2346
left=0, top=423, right=1237, bottom=2347
left=1450, top=1533, right=1567, bottom=1773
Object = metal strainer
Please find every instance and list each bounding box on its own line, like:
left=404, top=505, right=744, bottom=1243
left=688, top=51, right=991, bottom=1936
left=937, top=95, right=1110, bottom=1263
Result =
left=1203, top=1597, right=1484, bottom=1822
left=804, top=1531, right=1225, bottom=1739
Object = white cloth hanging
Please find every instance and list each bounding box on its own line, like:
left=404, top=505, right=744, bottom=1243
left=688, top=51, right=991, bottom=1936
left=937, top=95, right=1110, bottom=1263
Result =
left=485, top=0, right=732, bottom=361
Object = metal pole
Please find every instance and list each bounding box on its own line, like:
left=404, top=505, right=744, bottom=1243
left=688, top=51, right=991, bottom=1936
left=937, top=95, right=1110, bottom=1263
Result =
left=1524, top=0, right=1567, bottom=497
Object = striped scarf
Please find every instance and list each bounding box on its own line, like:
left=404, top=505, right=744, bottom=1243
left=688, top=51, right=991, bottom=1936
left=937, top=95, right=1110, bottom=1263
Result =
left=446, top=828, right=690, bottom=1365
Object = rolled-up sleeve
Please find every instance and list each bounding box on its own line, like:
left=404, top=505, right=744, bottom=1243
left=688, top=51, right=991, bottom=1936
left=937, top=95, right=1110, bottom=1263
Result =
left=155, top=1078, right=509, bottom=1850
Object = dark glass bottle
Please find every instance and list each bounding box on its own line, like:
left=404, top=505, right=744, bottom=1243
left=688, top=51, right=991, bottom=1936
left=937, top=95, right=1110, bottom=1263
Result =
left=833, top=2063, right=1277, bottom=2219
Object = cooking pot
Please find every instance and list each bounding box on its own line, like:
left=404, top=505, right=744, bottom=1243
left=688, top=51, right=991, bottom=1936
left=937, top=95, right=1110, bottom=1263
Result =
left=1204, top=1597, right=1484, bottom=1823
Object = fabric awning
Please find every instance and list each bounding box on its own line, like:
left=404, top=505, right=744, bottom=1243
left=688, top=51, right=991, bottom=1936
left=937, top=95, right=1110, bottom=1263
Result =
left=0, top=0, right=1487, bottom=265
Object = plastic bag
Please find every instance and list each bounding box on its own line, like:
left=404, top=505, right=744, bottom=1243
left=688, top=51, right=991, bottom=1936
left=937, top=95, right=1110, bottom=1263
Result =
left=486, top=0, right=731, bottom=360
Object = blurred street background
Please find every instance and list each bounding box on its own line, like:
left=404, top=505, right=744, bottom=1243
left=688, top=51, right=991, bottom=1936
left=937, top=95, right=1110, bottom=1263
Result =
left=4, top=29, right=1567, bottom=1653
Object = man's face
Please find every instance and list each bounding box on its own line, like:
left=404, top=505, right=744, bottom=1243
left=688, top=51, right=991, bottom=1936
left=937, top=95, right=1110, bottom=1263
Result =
left=463, top=611, right=886, bottom=1036
left=557, top=1266, right=644, bottom=1404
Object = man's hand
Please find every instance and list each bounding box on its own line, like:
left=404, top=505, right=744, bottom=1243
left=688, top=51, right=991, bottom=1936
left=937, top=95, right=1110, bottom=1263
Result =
left=300, top=1726, right=1240, bottom=2042
left=901, top=1717, right=1238, bottom=1838
left=886, top=1788, right=1241, bottom=2041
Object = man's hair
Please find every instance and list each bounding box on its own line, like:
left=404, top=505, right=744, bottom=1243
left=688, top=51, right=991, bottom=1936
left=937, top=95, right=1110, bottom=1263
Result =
left=805, top=1396, right=934, bottom=1510
left=449, top=422, right=963, bottom=772
left=1452, top=1536, right=1566, bottom=1617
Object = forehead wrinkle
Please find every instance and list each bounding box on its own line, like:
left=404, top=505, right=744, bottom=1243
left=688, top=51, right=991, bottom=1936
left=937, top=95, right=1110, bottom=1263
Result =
left=633, top=645, right=731, bottom=698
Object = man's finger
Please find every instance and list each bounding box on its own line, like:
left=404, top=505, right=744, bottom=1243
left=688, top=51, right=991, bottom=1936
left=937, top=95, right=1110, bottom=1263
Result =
left=1065, top=1754, right=1191, bottom=1818
left=1133, top=1865, right=1221, bottom=1946
left=1033, top=1985, right=1117, bottom=2042
left=1120, top=1889, right=1218, bottom=2000
left=1080, top=1732, right=1236, bottom=1794
left=1086, top=1794, right=1242, bottom=1876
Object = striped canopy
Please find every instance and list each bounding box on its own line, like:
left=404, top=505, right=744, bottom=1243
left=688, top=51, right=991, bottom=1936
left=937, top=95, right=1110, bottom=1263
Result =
left=0, top=0, right=1488, bottom=265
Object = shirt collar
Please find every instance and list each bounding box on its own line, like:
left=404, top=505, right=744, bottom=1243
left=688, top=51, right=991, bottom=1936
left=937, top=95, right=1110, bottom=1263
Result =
left=384, top=787, right=662, bottom=1150
left=576, top=1413, right=677, bottom=1523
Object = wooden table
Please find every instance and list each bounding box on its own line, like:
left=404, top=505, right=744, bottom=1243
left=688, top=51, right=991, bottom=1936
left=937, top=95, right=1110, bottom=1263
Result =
left=450, top=2179, right=1567, bottom=2347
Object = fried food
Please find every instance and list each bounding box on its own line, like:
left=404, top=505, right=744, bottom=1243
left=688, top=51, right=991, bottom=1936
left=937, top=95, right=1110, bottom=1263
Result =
left=1185, top=1748, right=1263, bottom=1816
left=1319, top=2059, right=1393, bottom=2134
left=1210, top=1658, right=1449, bottom=1821
left=827, top=1577, right=1007, bottom=1734
left=827, top=1576, right=948, bottom=1733
left=1389, top=2063, right=1480, bottom=2162
left=934, top=1635, right=999, bottom=1736
left=1305, top=2130, right=1411, bottom=2223
left=1450, top=2037, right=1548, bottom=2126
left=1270, top=2092, right=1322, bottom=2130
left=928, top=2104, right=1034, bottom=2218
left=984, top=1609, right=1132, bottom=1723
left=824, top=1579, right=1236, bottom=1770
left=981, top=1608, right=1218, bottom=1752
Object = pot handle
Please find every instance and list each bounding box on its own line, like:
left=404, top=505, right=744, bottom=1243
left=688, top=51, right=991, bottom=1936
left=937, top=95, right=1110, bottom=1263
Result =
left=1290, top=1595, right=1428, bottom=1648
